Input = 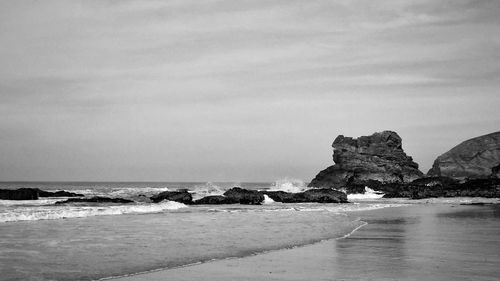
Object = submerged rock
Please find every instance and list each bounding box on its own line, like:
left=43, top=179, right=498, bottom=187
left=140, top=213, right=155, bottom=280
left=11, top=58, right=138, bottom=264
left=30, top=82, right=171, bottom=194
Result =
left=55, top=196, right=134, bottom=204
left=150, top=190, right=193, bottom=204
left=223, top=187, right=264, bottom=205
left=0, top=188, right=39, bottom=200
left=427, top=131, right=500, bottom=179
left=309, top=131, right=423, bottom=188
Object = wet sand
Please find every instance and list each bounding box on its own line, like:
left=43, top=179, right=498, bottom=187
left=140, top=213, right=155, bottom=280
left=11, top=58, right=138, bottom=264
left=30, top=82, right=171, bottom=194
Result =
left=111, top=203, right=500, bottom=281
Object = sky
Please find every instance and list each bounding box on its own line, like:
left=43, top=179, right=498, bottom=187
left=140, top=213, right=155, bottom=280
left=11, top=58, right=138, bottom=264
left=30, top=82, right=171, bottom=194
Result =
left=1, top=0, right=499, bottom=182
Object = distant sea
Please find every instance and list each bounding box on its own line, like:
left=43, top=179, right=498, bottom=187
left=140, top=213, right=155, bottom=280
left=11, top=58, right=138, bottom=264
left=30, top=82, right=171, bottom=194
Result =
left=0, top=181, right=498, bottom=281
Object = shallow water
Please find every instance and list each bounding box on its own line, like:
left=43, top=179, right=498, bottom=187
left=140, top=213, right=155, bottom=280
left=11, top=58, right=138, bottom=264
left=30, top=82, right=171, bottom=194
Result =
left=0, top=204, right=368, bottom=281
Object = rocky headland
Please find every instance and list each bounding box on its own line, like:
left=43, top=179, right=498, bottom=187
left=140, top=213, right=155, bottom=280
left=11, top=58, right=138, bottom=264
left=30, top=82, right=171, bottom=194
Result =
left=308, top=130, right=500, bottom=199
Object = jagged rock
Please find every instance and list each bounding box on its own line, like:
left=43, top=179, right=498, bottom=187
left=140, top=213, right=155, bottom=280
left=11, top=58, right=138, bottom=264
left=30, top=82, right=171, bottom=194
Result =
left=223, top=187, right=264, bottom=205
left=0, top=188, right=39, bottom=200
left=428, top=131, right=500, bottom=179
left=55, top=196, right=134, bottom=204
left=38, top=190, right=84, bottom=197
left=309, top=131, right=423, bottom=188
left=193, top=195, right=238, bottom=205
left=263, top=188, right=347, bottom=203
left=150, top=190, right=193, bottom=204
left=382, top=177, right=500, bottom=199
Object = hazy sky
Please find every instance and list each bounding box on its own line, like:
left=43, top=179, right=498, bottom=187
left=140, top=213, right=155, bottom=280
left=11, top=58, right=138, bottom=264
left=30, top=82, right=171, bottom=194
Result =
left=1, top=0, right=499, bottom=181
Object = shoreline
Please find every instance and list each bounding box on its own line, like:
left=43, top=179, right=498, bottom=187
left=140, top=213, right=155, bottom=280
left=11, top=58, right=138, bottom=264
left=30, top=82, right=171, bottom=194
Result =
left=101, top=218, right=369, bottom=281
left=108, top=203, right=500, bottom=281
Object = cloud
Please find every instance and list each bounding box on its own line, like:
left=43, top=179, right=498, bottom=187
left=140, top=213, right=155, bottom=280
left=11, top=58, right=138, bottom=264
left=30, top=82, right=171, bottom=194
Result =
left=0, top=0, right=499, bottom=180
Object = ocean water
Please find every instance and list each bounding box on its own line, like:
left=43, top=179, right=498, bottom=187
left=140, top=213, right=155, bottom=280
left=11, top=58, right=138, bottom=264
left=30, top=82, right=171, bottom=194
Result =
left=0, top=181, right=397, bottom=281
left=1, top=182, right=497, bottom=281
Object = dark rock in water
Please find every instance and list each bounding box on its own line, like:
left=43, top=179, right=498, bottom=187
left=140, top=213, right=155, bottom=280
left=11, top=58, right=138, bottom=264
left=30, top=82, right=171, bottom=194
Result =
left=55, top=196, right=134, bottom=204
left=382, top=177, right=500, bottom=199
left=262, top=188, right=348, bottom=203
left=261, top=191, right=298, bottom=203
left=150, top=190, right=193, bottom=204
left=0, top=188, right=39, bottom=200
left=427, top=131, right=500, bottom=179
left=193, top=195, right=238, bottom=205
left=223, top=187, right=264, bottom=205
left=38, top=190, right=84, bottom=197
left=0, top=188, right=84, bottom=200
left=309, top=131, right=423, bottom=188
left=299, top=188, right=348, bottom=203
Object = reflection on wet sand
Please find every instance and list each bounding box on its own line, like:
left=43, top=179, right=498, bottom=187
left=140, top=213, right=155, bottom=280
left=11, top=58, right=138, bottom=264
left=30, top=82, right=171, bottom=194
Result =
left=331, top=205, right=500, bottom=280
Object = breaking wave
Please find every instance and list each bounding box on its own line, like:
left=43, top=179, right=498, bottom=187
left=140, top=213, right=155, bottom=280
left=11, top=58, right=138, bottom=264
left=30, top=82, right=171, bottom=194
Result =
left=0, top=201, right=187, bottom=223
left=347, top=187, right=385, bottom=200
left=269, top=178, right=308, bottom=193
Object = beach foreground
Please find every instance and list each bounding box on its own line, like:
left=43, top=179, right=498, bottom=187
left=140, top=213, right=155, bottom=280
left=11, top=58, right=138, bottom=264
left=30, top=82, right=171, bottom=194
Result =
left=112, top=203, right=500, bottom=281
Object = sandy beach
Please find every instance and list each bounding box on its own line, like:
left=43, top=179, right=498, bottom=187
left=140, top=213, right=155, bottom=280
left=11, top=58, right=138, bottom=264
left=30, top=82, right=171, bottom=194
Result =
left=112, top=203, right=500, bottom=281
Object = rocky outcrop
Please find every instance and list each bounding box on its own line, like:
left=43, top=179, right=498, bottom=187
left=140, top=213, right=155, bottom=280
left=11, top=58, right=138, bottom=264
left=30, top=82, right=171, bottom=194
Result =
left=55, top=196, right=134, bottom=204
left=191, top=188, right=348, bottom=205
left=150, top=190, right=193, bottom=204
left=263, top=188, right=347, bottom=203
left=193, top=195, right=238, bottom=205
left=309, top=131, right=423, bottom=188
left=0, top=188, right=83, bottom=200
left=0, top=188, right=39, bottom=200
left=383, top=177, right=500, bottom=199
left=38, top=190, right=84, bottom=197
left=427, top=132, right=500, bottom=179
left=223, top=187, right=264, bottom=205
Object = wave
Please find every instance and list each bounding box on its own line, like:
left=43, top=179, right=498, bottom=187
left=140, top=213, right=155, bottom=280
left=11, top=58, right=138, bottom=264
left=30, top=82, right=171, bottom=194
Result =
left=347, top=187, right=385, bottom=200
left=0, top=201, right=187, bottom=223
left=190, top=182, right=226, bottom=200
left=269, top=178, right=307, bottom=193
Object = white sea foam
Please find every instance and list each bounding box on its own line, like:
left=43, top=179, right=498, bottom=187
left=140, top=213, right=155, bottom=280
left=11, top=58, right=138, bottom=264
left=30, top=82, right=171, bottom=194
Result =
left=269, top=178, right=307, bottom=193
left=0, top=201, right=187, bottom=223
left=0, top=199, right=62, bottom=206
left=263, top=195, right=276, bottom=204
left=347, top=187, right=385, bottom=200
left=191, top=182, right=225, bottom=200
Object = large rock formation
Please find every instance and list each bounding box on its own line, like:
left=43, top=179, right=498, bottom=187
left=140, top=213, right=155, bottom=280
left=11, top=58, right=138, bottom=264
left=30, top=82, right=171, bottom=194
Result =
left=309, top=131, right=423, bottom=188
left=427, top=131, right=500, bottom=179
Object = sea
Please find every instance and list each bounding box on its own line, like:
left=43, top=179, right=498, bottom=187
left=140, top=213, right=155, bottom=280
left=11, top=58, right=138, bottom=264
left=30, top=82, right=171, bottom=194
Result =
left=0, top=181, right=498, bottom=281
